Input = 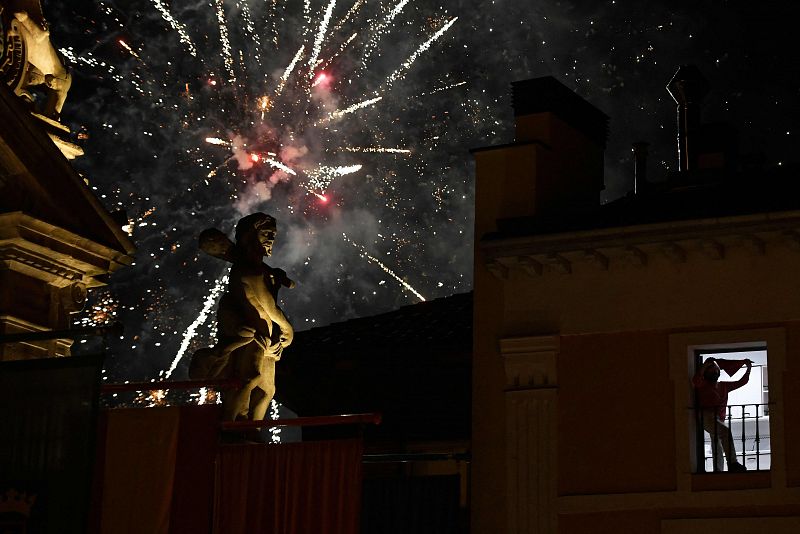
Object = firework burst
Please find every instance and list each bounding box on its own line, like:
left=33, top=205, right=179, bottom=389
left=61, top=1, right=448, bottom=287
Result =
left=65, top=0, right=476, bottom=380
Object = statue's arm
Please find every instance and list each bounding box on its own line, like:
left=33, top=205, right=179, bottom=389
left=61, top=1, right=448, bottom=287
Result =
left=240, top=274, right=294, bottom=346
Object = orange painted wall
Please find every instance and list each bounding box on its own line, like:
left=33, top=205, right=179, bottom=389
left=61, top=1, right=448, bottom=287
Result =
left=784, top=322, right=800, bottom=487
left=558, top=331, right=676, bottom=495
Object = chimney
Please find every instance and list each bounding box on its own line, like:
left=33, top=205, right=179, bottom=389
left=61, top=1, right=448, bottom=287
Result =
left=632, top=141, right=649, bottom=194
left=509, top=76, right=609, bottom=214
left=667, top=65, right=709, bottom=172
left=471, top=76, right=608, bottom=239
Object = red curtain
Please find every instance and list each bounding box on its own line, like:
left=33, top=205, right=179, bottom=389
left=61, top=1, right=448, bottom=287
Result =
left=92, top=405, right=220, bottom=534
left=169, top=405, right=220, bottom=534
left=100, top=407, right=180, bottom=534
left=213, top=439, right=364, bottom=534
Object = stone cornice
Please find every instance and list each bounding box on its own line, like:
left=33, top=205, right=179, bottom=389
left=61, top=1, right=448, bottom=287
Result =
left=0, top=211, right=133, bottom=286
left=482, top=210, right=800, bottom=278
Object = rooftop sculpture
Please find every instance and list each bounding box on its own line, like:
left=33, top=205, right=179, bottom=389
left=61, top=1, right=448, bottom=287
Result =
left=0, top=1, right=83, bottom=159
left=1, top=1, right=71, bottom=119
left=190, top=213, right=295, bottom=423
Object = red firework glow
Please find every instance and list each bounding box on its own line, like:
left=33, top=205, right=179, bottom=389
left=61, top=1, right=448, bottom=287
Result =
left=313, top=72, right=331, bottom=88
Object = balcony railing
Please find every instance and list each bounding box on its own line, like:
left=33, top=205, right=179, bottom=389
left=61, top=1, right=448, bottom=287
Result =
left=693, top=402, right=771, bottom=473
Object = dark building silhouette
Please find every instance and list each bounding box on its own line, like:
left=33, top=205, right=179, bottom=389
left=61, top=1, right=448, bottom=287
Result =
left=471, top=69, right=800, bottom=533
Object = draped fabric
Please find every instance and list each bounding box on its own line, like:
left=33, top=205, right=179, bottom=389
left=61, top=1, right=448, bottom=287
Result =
left=717, top=358, right=747, bottom=377
left=213, top=439, right=364, bottom=534
left=100, top=407, right=180, bottom=534
left=168, top=405, right=220, bottom=534
left=93, top=406, right=362, bottom=533
left=0, top=354, right=104, bottom=533
left=91, top=405, right=220, bottom=534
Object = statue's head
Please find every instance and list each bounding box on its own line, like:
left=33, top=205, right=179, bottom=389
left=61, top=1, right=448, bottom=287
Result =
left=235, top=212, right=277, bottom=257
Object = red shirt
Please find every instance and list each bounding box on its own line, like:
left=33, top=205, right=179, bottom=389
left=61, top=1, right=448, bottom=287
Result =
left=692, top=374, right=748, bottom=420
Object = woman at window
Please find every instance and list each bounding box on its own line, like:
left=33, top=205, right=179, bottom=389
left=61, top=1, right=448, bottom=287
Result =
left=693, top=357, right=752, bottom=472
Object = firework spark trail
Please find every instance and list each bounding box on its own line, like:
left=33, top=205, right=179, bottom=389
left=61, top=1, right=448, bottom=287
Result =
left=162, top=272, right=229, bottom=379
left=360, top=0, right=411, bottom=68
left=344, top=147, right=411, bottom=154
left=268, top=0, right=279, bottom=46
left=303, top=0, right=312, bottom=40
left=319, top=32, right=358, bottom=72
left=214, top=0, right=236, bottom=83
left=268, top=399, right=282, bottom=443
left=60, top=47, right=119, bottom=77
left=118, top=39, right=142, bottom=61
left=206, top=156, right=235, bottom=182
left=306, top=164, right=363, bottom=192
left=384, top=17, right=458, bottom=90
left=151, top=0, right=197, bottom=57
left=237, top=0, right=262, bottom=66
left=325, top=96, right=383, bottom=122
left=333, top=0, right=365, bottom=33
left=275, top=46, right=305, bottom=99
left=205, top=137, right=231, bottom=147
left=415, top=81, right=467, bottom=98
left=343, top=234, right=426, bottom=302
left=266, top=158, right=297, bottom=176
left=308, top=0, right=337, bottom=77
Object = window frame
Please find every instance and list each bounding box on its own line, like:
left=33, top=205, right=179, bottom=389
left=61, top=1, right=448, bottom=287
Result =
left=669, top=328, right=788, bottom=491
left=693, top=345, right=769, bottom=473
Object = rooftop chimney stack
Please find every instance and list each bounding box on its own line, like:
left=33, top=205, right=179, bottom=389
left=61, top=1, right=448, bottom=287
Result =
left=667, top=65, right=709, bottom=172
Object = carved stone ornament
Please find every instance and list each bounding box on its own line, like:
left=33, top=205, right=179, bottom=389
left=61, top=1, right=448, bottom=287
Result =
left=0, top=2, right=83, bottom=159
left=1, top=1, right=71, bottom=118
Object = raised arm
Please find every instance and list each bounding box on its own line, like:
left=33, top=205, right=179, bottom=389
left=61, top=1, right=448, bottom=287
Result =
left=727, top=359, right=753, bottom=392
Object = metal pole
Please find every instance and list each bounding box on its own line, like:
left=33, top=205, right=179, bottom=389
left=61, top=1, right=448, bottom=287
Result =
left=741, top=404, right=746, bottom=468
left=756, top=402, right=761, bottom=471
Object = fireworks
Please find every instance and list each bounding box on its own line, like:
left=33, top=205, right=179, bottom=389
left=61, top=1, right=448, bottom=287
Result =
left=343, top=233, right=426, bottom=302
left=150, top=0, right=196, bottom=57
left=65, top=0, right=475, bottom=380
left=162, top=273, right=229, bottom=380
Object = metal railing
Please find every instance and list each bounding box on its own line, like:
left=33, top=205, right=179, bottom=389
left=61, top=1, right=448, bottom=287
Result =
left=693, top=402, right=771, bottom=473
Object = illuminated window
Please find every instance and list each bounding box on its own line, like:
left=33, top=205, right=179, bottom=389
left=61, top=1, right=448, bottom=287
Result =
left=693, top=346, right=770, bottom=473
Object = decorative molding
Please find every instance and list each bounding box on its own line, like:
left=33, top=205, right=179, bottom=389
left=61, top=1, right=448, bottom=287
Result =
left=486, top=260, right=509, bottom=280
left=0, top=314, right=72, bottom=358
left=517, top=255, right=543, bottom=276
left=544, top=253, right=571, bottom=274
left=661, top=242, right=687, bottom=263
left=506, top=393, right=557, bottom=534
left=502, top=335, right=559, bottom=534
left=482, top=212, right=800, bottom=276
left=624, top=245, right=648, bottom=267
left=783, top=230, right=800, bottom=251
left=699, top=239, right=725, bottom=260
left=500, top=335, right=559, bottom=354
left=741, top=234, right=766, bottom=256
left=583, top=249, right=609, bottom=270
left=0, top=244, right=84, bottom=284
left=501, top=335, right=559, bottom=391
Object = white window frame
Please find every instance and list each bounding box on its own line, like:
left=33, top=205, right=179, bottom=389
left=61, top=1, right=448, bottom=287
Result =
left=669, top=328, right=788, bottom=490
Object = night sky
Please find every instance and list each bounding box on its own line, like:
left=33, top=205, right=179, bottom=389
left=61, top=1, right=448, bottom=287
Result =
left=48, top=1, right=799, bottom=381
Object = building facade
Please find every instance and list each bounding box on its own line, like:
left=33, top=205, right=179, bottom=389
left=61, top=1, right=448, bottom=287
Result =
left=471, top=73, right=800, bottom=533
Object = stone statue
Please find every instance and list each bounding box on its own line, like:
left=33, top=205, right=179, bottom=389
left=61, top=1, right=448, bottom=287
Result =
left=1, top=1, right=72, bottom=119
left=189, top=213, right=295, bottom=422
